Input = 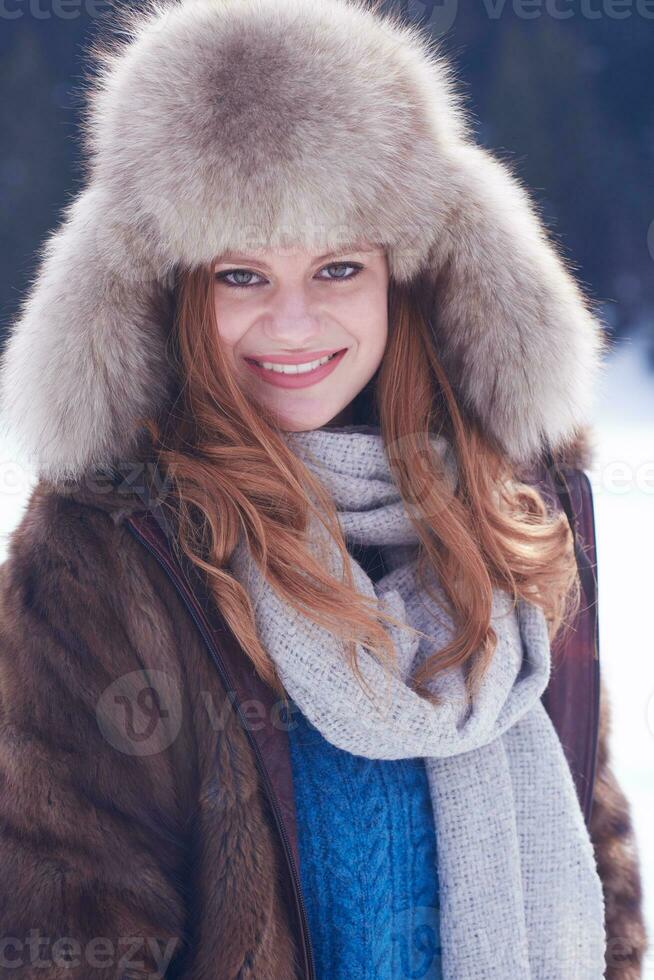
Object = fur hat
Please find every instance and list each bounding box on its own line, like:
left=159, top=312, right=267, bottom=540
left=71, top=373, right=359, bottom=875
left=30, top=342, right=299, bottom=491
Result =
left=0, top=0, right=608, bottom=483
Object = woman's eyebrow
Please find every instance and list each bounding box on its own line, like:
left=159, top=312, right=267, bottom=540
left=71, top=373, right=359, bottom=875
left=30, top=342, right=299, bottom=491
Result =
left=214, top=242, right=379, bottom=268
left=314, top=242, right=375, bottom=261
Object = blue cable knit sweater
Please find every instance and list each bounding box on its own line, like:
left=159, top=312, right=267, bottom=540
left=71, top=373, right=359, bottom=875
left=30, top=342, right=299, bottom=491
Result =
left=287, top=696, right=443, bottom=980
left=285, top=539, right=442, bottom=979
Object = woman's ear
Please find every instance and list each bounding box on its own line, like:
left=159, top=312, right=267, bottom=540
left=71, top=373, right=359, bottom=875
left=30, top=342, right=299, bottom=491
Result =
left=420, top=142, right=609, bottom=466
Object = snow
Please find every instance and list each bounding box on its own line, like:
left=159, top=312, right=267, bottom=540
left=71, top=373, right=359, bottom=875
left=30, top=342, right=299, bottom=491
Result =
left=589, top=326, right=654, bottom=959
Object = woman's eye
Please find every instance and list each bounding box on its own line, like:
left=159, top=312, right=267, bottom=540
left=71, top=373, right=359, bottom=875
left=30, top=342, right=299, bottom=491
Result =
left=215, top=269, right=265, bottom=289
left=318, top=262, right=362, bottom=282
left=214, top=261, right=362, bottom=290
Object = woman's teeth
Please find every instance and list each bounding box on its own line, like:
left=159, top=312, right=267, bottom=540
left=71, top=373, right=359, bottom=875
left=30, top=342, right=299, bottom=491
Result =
left=253, top=351, right=339, bottom=375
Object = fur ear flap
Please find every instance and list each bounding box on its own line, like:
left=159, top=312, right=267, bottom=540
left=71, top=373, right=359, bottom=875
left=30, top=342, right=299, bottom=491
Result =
left=421, top=142, right=609, bottom=466
left=0, top=185, right=175, bottom=483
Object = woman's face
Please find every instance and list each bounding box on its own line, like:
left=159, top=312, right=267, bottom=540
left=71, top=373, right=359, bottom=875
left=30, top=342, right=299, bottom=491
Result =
left=212, top=242, right=389, bottom=430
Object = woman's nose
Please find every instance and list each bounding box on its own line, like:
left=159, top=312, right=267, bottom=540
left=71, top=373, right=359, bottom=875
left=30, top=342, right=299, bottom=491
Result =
left=262, top=294, right=323, bottom=347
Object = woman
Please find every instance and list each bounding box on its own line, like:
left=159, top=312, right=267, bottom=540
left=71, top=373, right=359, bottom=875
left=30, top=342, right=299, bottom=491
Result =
left=0, top=0, right=645, bottom=977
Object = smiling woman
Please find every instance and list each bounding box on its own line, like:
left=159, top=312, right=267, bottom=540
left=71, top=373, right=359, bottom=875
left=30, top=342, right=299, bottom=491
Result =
left=0, top=0, right=645, bottom=976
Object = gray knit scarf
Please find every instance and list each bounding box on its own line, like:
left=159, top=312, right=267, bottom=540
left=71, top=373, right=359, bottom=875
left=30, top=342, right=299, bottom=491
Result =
left=227, top=424, right=606, bottom=979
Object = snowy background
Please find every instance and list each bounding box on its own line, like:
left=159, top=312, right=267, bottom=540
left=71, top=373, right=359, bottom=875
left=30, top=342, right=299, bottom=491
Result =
left=0, top=326, right=652, bottom=960
left=590, top=324, right=654, bottom=968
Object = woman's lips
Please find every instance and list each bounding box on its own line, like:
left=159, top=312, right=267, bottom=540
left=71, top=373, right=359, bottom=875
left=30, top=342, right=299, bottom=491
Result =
left=243, top=348, right=348, bottom=389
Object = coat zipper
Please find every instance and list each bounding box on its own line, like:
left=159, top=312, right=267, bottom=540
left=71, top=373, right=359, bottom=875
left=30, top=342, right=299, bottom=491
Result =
left=125, top=516, right=317, bottom=980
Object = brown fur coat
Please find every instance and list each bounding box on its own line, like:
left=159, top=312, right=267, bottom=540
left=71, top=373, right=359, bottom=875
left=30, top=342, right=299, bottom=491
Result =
left=0, top=448, right=647, bottom=978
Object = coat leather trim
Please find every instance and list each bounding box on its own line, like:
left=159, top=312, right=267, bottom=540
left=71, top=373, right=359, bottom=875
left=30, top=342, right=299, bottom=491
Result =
left=124, top=502, right=317, bottom=980
left=542, top=465, right=601, bottom=825
left=532, top=462, right=601, bottom=826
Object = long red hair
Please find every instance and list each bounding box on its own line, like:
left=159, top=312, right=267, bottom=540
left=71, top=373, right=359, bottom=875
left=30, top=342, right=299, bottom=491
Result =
left=142, top=263, right=580, bottom=707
